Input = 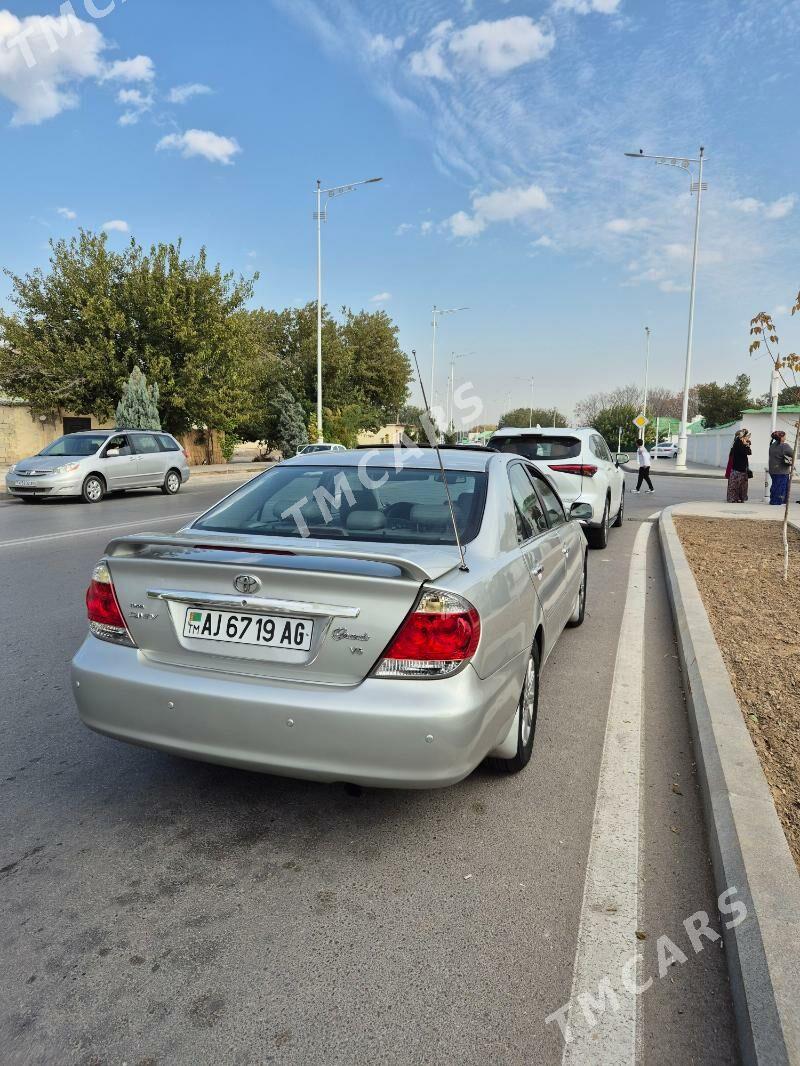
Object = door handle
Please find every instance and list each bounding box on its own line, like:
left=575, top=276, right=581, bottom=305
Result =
left=531, top=564, right=544, bottom=579
left=562, top=546, right=570, bottom=556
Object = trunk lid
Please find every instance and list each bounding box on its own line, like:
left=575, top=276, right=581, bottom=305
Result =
left=103, top=533, right=462, bottom=686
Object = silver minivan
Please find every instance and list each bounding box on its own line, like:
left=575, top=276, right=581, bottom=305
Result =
left=5, top=430, right=191, bottom=503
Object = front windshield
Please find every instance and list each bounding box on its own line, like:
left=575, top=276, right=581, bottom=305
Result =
left=193, top=464, right=488, bottom=545
left=39, top=434, right=107, bottom=457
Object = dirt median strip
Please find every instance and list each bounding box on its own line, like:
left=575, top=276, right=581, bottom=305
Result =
left=659, top=506, right=800, bottom=1066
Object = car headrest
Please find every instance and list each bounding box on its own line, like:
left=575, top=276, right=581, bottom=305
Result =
left=345, top=510, right=386, bottom=532
left=409, top=504, right=452, bottom=529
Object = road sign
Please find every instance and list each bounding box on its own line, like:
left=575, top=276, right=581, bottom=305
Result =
left=633, top=415, right=649, bottom=430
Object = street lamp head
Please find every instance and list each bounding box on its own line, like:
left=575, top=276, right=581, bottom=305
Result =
left=365, top=177, right=383, bottom=184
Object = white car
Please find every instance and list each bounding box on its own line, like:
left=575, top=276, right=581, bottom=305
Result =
left=296, top=442, right=346, bottom=456
left=652, top=441, right=678, bottom=459
left=487, top=427, right=626, bottom=548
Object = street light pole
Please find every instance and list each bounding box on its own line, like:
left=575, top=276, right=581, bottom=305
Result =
left=431, top=306, right=468, bottom=408
left=529, top=377, right=535, bottom=428
left=624, top=146, right=707, bottom=470
left=314, top=175, right=383, bottom=442
left=643, top=326, right=650, bottom=424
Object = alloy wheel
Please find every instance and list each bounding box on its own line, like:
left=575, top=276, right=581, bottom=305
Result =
left=520, top=654, right=537, bottom=747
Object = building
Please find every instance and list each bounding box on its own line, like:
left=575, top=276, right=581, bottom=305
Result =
left=0, top=397, right=114, bottom=465
left=686, top=405, right=800, bottom=472
left=356, top=423, right=405, bottom=446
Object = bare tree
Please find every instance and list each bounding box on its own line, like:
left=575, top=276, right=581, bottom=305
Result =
left=749, top=291, right=800, bottom=580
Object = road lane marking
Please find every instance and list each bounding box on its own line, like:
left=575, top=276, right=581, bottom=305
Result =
left=0, top=512, right=200, bottom=550
left=560, top=521, right=650, bottom=1064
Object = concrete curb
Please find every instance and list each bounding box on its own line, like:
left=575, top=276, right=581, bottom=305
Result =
left=659, top=506, right=800, bottom=1066
left=622, top=463, right=724, bottom=480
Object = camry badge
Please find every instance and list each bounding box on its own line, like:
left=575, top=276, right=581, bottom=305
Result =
left=233, top=574, right=261, bottom=595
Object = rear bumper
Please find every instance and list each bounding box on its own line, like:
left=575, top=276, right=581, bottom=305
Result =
left=71, top=637, right=523, bottom=788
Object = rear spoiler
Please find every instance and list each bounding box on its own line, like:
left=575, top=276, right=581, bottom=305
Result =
left=103, top=533, right=462, bottom=584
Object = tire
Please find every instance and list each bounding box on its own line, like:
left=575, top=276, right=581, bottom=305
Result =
left=566, top=554, right=588, bottom=628
left=612, top=486, right=625, bottom=527
left=586, top=499, right=610, bottom=549
left=81, top=474, right=105, bottom=504
left=488, top=644, right=540, bottom=774
left=161, top=469, right=182, bottom=496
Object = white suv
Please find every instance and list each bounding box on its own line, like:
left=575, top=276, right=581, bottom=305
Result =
left=487, top=427, right=627, bottom=548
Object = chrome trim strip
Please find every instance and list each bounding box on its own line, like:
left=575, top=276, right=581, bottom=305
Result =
left=147, top=588, right=360, bottom=619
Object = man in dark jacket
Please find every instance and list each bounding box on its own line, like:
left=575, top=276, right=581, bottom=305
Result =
left=768, top=430, right=793, bottom=505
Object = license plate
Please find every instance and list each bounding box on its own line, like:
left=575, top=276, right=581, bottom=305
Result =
left=183, top=608, right=313, bottom=651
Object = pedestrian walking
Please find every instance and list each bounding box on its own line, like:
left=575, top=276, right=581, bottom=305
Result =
left=726, top=428, right=752, bottom=503
left=768, top=430, right=793, bottom=505
left=631, top=438, right=654, bottom=493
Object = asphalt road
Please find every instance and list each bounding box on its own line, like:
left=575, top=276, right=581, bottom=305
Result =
left=0, top=472, right=741, bottom=1065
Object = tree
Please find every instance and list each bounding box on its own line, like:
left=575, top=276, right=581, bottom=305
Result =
left=116, top=367, right=161, bottom=430
left=695, top=374, right=752, bottom=428
left=749, top=297, right=800, bottom=580
left=0, top=230, right=256, bottom=436
left=575, top=384, right=642, bottom=426
left=778, top=385, right=800, bottom=406
left=498, top=407, right=568, bottom=429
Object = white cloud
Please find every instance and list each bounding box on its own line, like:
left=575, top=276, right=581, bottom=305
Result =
left=605, top=217, right=649, bottom=234
left=156, top=128, right=242, bottom=165
left=102, top=219, right=129, bottom=233
left=57, top=206, right=76, bottom=220
left=447, top=210, right=487, bottom=238
left=732, top=194, right=796, bottom=220
left=370, top=292, right=391, bottom=303
left=409, top=16, right=554, bottom=80
left=101, top=55, right=155, bottom=83
left=659, top=279, right=690, bottom=293
left=395, top=222, right=413, bottom=236
left=0, top=9, right=105, bottom=125
left=167, top=82, right=213, bottom=104
left=447, top=182, right=550, bottom=238
left=773, top=305, right=790, bottom=316
left=367, top=34, right=405, bottom=58
left=532, top=235, right=556, bottom=248
left=664, top=242, right=722, bottom=264
left=115, top=87, right=153, bottom=125
left=554, top=0, right=621, bottom=12
left=409, top=20, right=453, bottom=80
left=420, top=220, right=433, bottom=235
left=449, top=17, right=555, bottom=75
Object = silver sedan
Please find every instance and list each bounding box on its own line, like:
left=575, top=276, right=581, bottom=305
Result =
left=71, top=447, right=588, bottom=787
left=6, top=429, right=190, bottom=503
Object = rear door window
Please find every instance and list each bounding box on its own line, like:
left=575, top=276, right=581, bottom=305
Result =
left=508, top=464, right=548, bottom=541
left=529, top=472, right=566, bottom=528
left=132, top=434, right=161, bottom=454
left=157, top=434, right=181, bottom=452
left=490, top=435, right=581, bottom=461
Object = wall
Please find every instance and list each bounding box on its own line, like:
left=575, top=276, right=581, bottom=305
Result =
left=356, top=423, right=405, bottom=446
left=687, top=410, right=800, bottom=471
left=0, top=403, right=114, bottom=464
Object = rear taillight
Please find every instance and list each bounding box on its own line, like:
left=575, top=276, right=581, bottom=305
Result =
left=548, top=463, right=598, bottom=477
left=374, top=589, right=480, bottom=679
left=86, top=563, right=136, bottom=647
left=182, top=449, right=190, bottom=460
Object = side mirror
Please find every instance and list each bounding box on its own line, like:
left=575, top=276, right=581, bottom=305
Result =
left=105, top=448, right=120, bottom=458
left=614, top=452, right=629, bottom=467
left=569, top=502, right=594, bottom=522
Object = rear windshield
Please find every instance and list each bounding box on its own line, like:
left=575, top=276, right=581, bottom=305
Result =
left=489, top=435, right=581, bottom=460
left=39, top=434, right=107, bottom=456
left=192, top=464, right=488, bottom=544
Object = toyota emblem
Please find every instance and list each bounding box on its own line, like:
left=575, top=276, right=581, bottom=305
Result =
left=233, top=574, right=261, bottom=595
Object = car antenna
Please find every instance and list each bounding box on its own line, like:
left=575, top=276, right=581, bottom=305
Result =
left=411, top=348, right=469, bottom=572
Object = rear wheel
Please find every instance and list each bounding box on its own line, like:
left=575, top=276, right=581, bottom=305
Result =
left=566, top=554, right=588, bottom=628
left=161, top=469, right=182, bottom=495
left=489, top=645, right=539, bottom=774
left=586, top=499, right=610, bottom=549
left=612, top=487, right=625, bottom=527
left=81, top=474, right=105, bottom=504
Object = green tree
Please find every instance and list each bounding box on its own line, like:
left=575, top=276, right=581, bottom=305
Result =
left=695, top=374, right=752, bottom=428
left=0, top=230, right=256, bottom=436
left=116, top=367, right=161, bottom=430
left=591, top=404, right=640, bottom=452
left=778, top=384, right=800, bottom=406
left=498, top=407, right=568, bottom=429
left=273, top=388, right=308, bottom=457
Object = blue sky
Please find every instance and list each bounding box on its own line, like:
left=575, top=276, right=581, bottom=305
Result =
left=1, top=0, right=799, bottom=424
